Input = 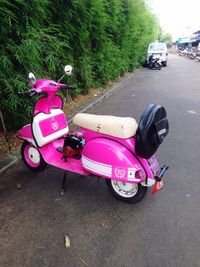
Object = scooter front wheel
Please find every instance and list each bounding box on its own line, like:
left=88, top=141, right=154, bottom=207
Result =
left=21, top=141, right=47, bottom=172
left=106, top=179, right=148, bottom=204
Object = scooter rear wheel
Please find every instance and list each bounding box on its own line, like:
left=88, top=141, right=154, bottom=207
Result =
left=106, top=179, right=148, bottom=204
left=21, top=141, right=47, bottom=172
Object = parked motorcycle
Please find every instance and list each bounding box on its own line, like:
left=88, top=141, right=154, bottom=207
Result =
left=17, top=66, right=169, bottom=204
left=196, top=51, right=200, bottom=62
left=186, top=49, right=197, bottom=60
left=147, top=54, right=162, bottom=70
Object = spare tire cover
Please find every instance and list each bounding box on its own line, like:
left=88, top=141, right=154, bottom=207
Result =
left=135, top=104, right=169, bottom=158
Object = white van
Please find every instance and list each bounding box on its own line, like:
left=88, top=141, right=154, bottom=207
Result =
left=147, top=42, right=168, bottom=67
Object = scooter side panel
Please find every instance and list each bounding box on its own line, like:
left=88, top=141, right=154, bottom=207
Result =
left=32, top=109, right=69, bottom=147
left=82, top=137, right=154, bottom=183
left=81, top=128, right=154, bottom=178
left=81, top=127, right=137, bottom=152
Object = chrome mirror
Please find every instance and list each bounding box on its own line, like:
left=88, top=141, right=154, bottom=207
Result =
left=64, top=65, right=73, bottom=76
left=28, top=72, right=36, bottom=85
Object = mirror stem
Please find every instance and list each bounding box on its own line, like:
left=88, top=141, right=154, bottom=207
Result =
left=57, top=74, right=65, bottom=83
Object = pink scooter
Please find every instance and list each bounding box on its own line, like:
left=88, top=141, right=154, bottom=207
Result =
left=17, top=65, right=169, bottom=204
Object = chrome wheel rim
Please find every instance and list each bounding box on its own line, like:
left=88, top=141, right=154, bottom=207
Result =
left=28, top=147, right=40, bottom=164
left=111, top=180, right=138, bottom=198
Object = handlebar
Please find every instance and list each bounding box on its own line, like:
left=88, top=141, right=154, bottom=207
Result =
left=61, top=85, right=76, bottom=90
left=18, top=83, right=76, bottom=98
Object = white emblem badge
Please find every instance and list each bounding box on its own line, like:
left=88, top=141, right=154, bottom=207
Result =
left=51, top=120, right=58, bottom=130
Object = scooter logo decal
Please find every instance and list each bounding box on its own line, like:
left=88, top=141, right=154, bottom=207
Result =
left=51, top=118, right=58, bottom=131
left=114, top=168, right=126, bottom=179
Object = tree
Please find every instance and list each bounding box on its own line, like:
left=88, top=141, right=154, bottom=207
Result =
left=158, top=28, right=172, bottom=46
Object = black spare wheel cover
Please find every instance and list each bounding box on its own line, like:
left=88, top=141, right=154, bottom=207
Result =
left=135, top=104, right=169, bottom=159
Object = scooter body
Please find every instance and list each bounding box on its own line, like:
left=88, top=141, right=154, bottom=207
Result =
left=17, top=68, right=169, bottom=203
left=81, top=129, right=155, bottom=183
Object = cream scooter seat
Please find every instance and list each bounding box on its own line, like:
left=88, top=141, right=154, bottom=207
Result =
left=73, top=113, right=138, bottom=139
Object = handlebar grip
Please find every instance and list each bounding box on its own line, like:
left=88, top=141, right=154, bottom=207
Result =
left=61, top=85, right=76, bottom=90
left=18, top=90, right=36, bottom=97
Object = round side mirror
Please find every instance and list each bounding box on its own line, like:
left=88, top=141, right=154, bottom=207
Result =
left=64, top=65, right=73, bottom=76
left=28, top=72, right=36, bottom=85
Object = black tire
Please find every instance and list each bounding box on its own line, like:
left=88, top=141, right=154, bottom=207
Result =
left=162, top=61, right=167, bottom=67
left=106, top=179, right=148, bottom=204
left=21, top=141, right=47, bottom=172
left=155, top=62, right=161, bottom=70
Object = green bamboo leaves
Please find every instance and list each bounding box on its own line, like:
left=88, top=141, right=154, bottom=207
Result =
left=0, top=0, right=158, bottom=131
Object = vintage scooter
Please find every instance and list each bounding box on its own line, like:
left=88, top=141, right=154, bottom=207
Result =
left=17, top=65, right=169, bottom=204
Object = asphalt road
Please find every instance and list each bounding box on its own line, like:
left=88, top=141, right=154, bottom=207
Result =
left=1, top=54, right=200, bottom=267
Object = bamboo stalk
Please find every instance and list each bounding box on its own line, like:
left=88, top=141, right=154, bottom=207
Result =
left=0, top=110, right=11, bottom=152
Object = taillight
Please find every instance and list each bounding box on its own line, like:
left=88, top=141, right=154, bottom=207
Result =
left=135, top=170, right=146, bottom=179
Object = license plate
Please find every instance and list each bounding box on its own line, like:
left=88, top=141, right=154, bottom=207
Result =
left=148, top=155, right=160, bottom=176
left=152, top=180, right=164, bottom=194
left=156, top=180, right=164, bottom=190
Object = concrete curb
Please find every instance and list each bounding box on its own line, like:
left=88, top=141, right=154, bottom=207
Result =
left=0, top=154, right=18, bottom=174
left=0, top=72, right=133, bottom=174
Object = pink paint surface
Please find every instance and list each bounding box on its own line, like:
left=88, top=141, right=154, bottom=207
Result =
left=33, top=80, right=65, bottom=114
left=81, top=128, right=154, bottom=183
left=34, top=95, right=63, bottom=116
left=39, top=113, right=67, bottom=137
left=17, top=124, right=32, bottom=138
left=39, top=139, right=89, bottom=175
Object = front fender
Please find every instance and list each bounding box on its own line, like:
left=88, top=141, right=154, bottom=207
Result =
left=82, top=137, right=153, bottom=183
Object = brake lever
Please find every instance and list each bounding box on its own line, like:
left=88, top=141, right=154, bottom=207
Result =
left=18, top=89, right=32, bottom=94
left=61, top=85, right=76, bottom=90
left=29, top=91, right=36, bottom=97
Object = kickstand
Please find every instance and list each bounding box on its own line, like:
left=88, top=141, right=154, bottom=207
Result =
left=61, top=171, right=67, bottom=195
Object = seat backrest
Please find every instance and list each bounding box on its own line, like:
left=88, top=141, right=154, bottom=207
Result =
left=32, top=109, right=69, bottom=147
left=135, top=104, right=169, bottom=159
